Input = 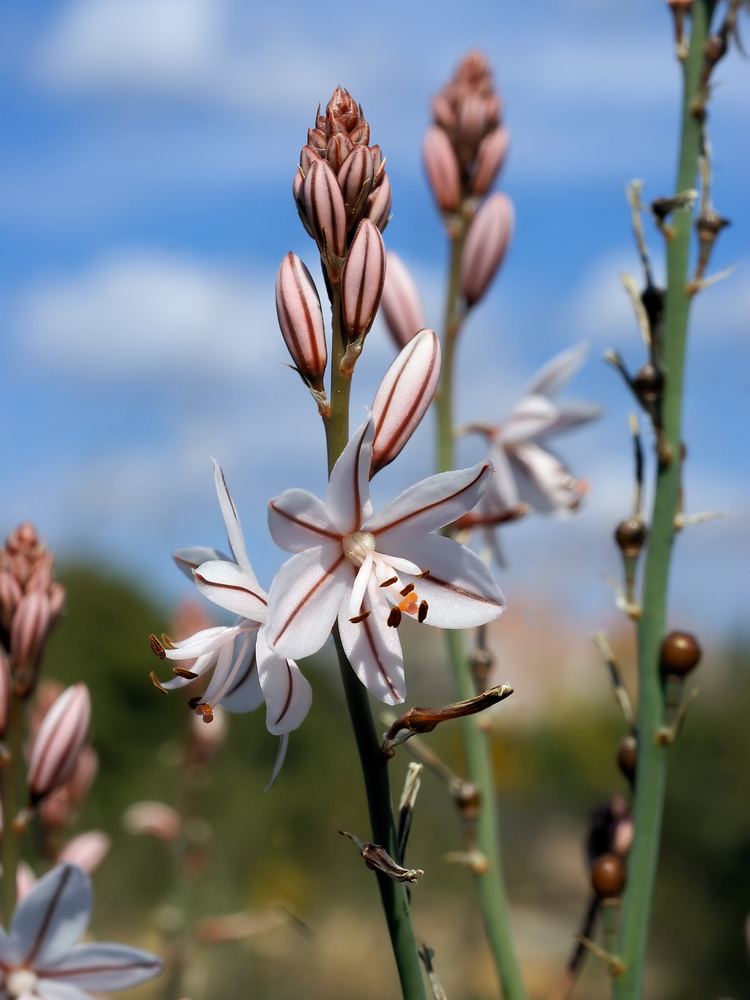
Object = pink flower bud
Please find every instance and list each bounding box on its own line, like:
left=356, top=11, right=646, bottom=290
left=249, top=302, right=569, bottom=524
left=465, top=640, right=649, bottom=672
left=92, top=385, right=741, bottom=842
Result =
left=275, top=253, right=327, bottom=388
left=27, top=683, right=91, bottom=805
left=423, top=126, right=461, bottom=213
left=47, top=582, right=66, bottom=623
left=371, top=329, right=441, bottom=475
left=10, top=590, right=51, bottom=677
left=380, top=252, right=425, bottom=350
left=338, top=146, right=374, bottom=220
left=59, top=830, right=111, bottom=874
left=470, top=126, right=509, bottom=197
left=302, top=159, right=347, bottom=259
left=432, top=93, right=456, bottom=130
left=299, top=144, right=321, bottom=174
left=342, top=220, right=386, bottom=340
left=293, top=170, right=315, bottom=241
left=370, top=145, right=385, bottom=183
left=460, top=193, right=514, bottom=308
left=366, top=173, right=392, bottom=232
left=0, top=650, right=9, bottom=738
left=326, top=133, right=353, bottom=172
left=0, top=570, right=22, bottom=630
left=65, top=745, right=99, bottom=809
left=124, top=801, right=182, bottom=843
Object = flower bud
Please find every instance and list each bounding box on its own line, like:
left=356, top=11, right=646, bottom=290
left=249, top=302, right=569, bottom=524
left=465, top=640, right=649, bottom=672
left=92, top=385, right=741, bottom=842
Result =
left=660, top=630, right=701, bottom=677
left=275, top=252, right=328, bottom=388
left=370, top=145, right=385, bottom=183
left=302, top=159, right=347, bottom=259
left=326, top=132, right=353, bottom=173
left=423, top=126, right=461, bottom=213
left=299, top=144, right=321, bottom=174
left=366, top=173, right=392, bottom=232
left=590, top=853, right=626, bottom=898
left=342, top=220, right=386, bottom=340
left=371, top=330, right=441, bottom=476
left=460, top=193, right=514, bottom=308
left=10, top=589, right=51, bottom=681
left=470, top=126, right=509, bottom=197
left=59, top=830, right=111, bottom=874
left=432, top=93, right=455, bottom=130
left=27, top=683, right=91, bottom=805
left=380, top=252, right=425, bottom=350
left=124, top=801, right=182, bottom=843
left=338, top=146, right=374, bottom=222
left=0, top=570, right=22, bottom=630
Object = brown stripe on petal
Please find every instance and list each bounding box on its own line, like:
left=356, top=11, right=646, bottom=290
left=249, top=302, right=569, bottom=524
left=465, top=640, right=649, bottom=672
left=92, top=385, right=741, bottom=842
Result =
left=421, top=574, right=503, bottom=608
left=193, top=573, right=268, bottom=607
left=273, top=659, right=295, bottom=727
left=371, top=464, right=489, bottom=536
left=375, top=333, right=439, bottom=465
left=40, top=959, right=162, bottom=980
left=24, top=865, right=74, bottom=964
left=225, top=648, right=257, bottom=698
left=350, top=424, right=369, bottom=531
left=272, top=554, right=345, bottom=646
left=269, top=500, right=341, bottom=541
left=360, top=616, right=400, bottom=701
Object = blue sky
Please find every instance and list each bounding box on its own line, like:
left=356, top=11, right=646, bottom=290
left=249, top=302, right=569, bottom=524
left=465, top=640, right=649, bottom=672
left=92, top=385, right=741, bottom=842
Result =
left=1, top=0, right=748, bottom=640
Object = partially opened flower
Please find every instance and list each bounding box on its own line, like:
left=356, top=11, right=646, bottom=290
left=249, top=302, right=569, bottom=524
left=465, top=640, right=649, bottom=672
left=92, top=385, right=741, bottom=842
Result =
left=150, top=461, right=312, bottom=781
left=266, top=418, right=505, bottom=704
left=0, top=863, right=161, bottom=998
left=466, top=345, right=601, bottom=561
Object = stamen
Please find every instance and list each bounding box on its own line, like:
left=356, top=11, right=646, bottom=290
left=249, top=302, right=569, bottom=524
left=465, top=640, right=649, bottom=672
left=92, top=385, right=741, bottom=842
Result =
left=149, top=670, right=168, bottom=693
left=387, top=607, right=402, bottom=628
left=195, top=702, right=214, bottom=724
left=418, top=600, right=429, bottom=623
left=380, top=576, right=399, bottom=588
left=172, top=666, right=199, bottom=679
left=350, top=610, right=371, bottom=624
left=160, top=633, right=176, bottom=649
left=417, top=569, right=431, bottom=578
left=149, top=634, right=166, bottom=659
left=400, top=583, right=415, bottom=597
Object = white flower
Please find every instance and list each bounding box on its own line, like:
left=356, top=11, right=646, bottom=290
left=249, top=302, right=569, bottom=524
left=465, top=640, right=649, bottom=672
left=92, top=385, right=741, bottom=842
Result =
left=264, top=418, right=505, bottom=705
left=0, top=863, right=161, bottom=999
left=153, top=461, right=312, bottom=783
left=472, top=345, right=601, bottom=559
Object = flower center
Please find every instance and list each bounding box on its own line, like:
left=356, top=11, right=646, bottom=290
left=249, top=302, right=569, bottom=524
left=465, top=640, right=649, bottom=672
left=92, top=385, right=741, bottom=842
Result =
left=342, top=530, right=376, bottom=567
left=8, top=969, right=38, bottom=997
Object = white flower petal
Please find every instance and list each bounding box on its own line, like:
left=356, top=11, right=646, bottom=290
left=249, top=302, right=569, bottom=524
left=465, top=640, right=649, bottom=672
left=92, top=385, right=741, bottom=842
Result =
left=12, top=864, right=90, bottom=968
left=200, top=635, right=239, bottom=707
left=265, top=545, right=348, bottom=659
left=36, top=981, right=90, bottom=1000
left=39, top=942, right=162, bottom=991
left=256, top=631, right=312, bottom=735
left=337, top=578, right=405, bottom=705
left=393, top=533, right=506, bottom=628
left=212, top=459, right=259, bottom=582
left=193, top=560, right=268, bottom=622
left=543, top=400, right=602, bottom=436
left=510, top=442, right=581, bottom=513
left=365, top=462, right=491, bottom=542
left=324, top=419, right=374, bottom=533
left=266, top=734, right=289, bottom=790
left=526, top=344, right=587, bottom=397
left=349, top=553, right=373, bottom=616
left=163, top=626, right=240, bottom=660
left=219, top=635, right=264, bottom=714
left=268, top=488, right=341, bottom=553
left=172, top=546, right=228, bottom=580
left=495, top=394, right=559, bottom=445
left=0, top=925, right=20, bottom=966
left=159, top=651, right=215, bottom=691
left=483, top=444, right=519, bottom=511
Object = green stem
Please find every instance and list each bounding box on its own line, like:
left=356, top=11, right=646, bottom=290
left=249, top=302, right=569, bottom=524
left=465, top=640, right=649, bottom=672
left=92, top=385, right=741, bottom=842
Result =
left=1, top=694, right=25, bottom=924
left=436, top=227, right=526, bottom=1000
left=326, top=283, right=426, bottom=1000
left=614, top=5, right=714, bottom=996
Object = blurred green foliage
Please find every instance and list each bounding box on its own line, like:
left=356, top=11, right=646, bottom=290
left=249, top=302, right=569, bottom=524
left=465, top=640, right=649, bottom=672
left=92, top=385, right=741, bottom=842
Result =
left=35, top=563, right=750, bottom=999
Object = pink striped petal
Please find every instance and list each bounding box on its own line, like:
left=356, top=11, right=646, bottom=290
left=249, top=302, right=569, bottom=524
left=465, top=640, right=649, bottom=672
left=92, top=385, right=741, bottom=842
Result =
left=12, top=864, right=90, bottom=968
left=526, top=344, right=587, bottom=397
left=324, top=419, right=375, bottom=533
left=211, top=460, right=259, bottom=583
left=268, top=489, right=341, bottom=553
left=38, top=943, right=162, bottom=991
left=193, top=561, right=268, bottom=622
left=256, top=630, right=312, bottom=735
left=337, top=577, right=405, bottom=705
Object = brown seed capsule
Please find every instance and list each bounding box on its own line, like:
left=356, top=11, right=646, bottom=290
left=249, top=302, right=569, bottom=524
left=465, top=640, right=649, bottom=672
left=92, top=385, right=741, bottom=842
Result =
left=591, top=853, right=626, bottom=898
left=615, top=517, right=647, bottom=559
left=660, top=630, right=701, bottom=677
left=633, top=363, right=664, bottom=408
left=617, top=734, right=638, bottom=783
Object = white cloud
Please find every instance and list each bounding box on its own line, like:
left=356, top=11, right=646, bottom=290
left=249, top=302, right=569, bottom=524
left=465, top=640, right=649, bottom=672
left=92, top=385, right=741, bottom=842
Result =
left=14, top=252, right=283, bottom=380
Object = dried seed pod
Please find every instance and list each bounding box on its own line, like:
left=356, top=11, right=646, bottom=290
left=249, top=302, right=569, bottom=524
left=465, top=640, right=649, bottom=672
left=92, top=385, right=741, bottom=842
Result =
left=275, top=252, right=328, bottom=388
left=342, top=220, right=386, bottom=340
left=461, top=193, right=514, bottom=308
left=371, top=330, right=441, bottom=475
left=423, top=126, right=461, bottom=213
left=591, top=853, right=626, bottom=898
left=470, top=125, right=509, bottom=197
left=660, top=630, right=701, bottom=677
left=633, top=363, right=664, bottom=409
left=617, top=733, right=638, bottom=783
left=615, top=517, right=647, bottom=559
left=380, top=252, right=425, bottom=350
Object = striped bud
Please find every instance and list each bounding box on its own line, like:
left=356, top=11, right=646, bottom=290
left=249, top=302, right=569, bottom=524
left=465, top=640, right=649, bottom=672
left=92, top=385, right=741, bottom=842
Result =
left=366, top=173, right=392, bottom=231
left=275, top=253, right=327, bottom=388
left=470, top=126, right=509, bottom=197
left=371, top=329, right=441, bottom=475
left=381, top=252, right=425, bottom=350
left=342, top=220, right=386, bottom=340
left=27, top=683, right=91, bottom=805
left=0, top=650, right=9, bottom=739
left=10, top=589, right=51, bottom=678
left=338, top=146, right=374, bottom=222
left=461, top=192, right=514, bottom=307
left=0, top=570, right=22, bottom=630
left=423, top=126, right=461, bottom=213
left=302, top=160, right=347, bottom=259
left=370, top=145, right=385, bottom=183
left=326, top=133, right=353, bottom=172
left=299, top=144, right=321, bottom=175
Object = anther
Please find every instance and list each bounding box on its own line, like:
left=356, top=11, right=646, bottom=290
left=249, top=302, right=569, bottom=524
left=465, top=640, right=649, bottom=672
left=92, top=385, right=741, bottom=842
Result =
left=417, top=569, right=431, bottom=578
left=149, top=670, right=168, bottom=693
left=195, top=703, right=214, bottom=724
left=149, top=634, right=166, bottom=659
left=400, top=583, right=415, bottom=597
left=160, top=633, right=176, bottom=650
left=380, top=576, right=398, bottom=588
left=349, top=610, right=371, bottom=624
left=387, top=607, right=402, bottom=628
left=172, top=667, right=198, bottom=679
left=418, top=600, right=428, bottom=623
